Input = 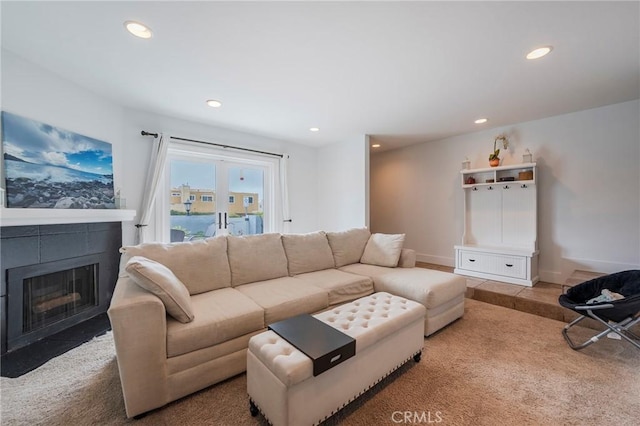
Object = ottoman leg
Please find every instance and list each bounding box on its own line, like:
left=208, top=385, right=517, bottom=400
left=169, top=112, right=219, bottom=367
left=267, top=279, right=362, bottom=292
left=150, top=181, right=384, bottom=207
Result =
left=413, top=352, right=422, bottom=363
left=249, top=399, right=259, bottom=417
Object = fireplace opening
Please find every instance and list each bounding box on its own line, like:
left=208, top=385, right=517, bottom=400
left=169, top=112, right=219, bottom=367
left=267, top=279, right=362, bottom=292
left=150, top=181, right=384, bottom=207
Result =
left=23, top=264, right=98, bottom=333
left=6, top=252, right=114, bottom=353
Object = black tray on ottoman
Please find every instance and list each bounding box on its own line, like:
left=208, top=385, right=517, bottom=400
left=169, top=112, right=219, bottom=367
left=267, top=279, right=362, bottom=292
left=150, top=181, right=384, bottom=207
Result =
left=268, top=313, right=356, bottom=376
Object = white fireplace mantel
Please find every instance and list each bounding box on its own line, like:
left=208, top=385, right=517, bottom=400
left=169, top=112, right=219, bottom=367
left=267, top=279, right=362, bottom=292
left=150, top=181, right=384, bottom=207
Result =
left=0, top=208, right=137, bottom=227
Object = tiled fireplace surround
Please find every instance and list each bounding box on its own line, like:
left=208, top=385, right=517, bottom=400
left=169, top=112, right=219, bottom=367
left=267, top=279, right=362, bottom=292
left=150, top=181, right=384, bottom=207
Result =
left=0, top=222, right=122, bottom=354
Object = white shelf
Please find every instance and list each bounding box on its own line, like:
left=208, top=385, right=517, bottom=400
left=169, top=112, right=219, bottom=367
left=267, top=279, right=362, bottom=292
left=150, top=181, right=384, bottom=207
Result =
left=461, top=163, right=536, bottom=187
left=460, top=162, right=536, bottom=174
left=0, top=208, right=137, bottom=227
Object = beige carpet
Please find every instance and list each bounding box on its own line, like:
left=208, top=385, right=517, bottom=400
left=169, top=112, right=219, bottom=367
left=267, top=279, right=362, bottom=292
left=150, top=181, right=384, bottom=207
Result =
left=2, top=299, right=638, bottom=426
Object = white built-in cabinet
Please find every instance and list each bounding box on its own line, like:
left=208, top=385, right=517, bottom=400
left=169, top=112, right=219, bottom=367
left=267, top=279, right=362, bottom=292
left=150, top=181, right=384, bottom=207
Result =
left=454, top=163, right=539, bottom=286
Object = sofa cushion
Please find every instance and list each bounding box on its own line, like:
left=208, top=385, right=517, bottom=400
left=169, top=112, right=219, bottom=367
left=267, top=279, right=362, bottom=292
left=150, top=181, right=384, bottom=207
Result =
left=326, top=228, right=371, bottom=268
left=294, top=269, right=374, bottom=305
left=227, top=233, right=289, bottom=286
left=120, top=236, right=231, bottom=295
left=125, top=256, right=195, bottom=323
left=360, top=233, right=405, bottom=267
left=236, top=277, right=329, bottom=324
left=282, top=231, right=335, bottom=275
left=372, top=268, right=467, bottom=309
left=339, top=263, right=397, bottom=278
left=166, top=288, right=265, bottom=357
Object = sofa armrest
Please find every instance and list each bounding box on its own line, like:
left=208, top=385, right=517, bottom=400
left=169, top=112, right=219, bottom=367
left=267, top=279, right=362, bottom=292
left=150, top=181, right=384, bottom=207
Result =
left=398, top=249, right=416, bottom=268
left=107, top=277, right=169, bottom=417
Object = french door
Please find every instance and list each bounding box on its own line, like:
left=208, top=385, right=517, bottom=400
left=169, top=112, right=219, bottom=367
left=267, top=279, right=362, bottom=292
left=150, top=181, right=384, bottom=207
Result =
left=161, top=145, right=275, bottom=242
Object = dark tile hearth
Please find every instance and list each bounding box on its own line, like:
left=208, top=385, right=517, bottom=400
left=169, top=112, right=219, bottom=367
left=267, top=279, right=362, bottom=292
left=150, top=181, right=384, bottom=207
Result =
left=0, top=313, right=111, bottom=378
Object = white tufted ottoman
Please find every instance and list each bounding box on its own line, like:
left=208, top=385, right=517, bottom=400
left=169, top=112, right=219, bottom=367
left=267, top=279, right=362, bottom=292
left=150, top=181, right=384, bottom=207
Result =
left=247, top=292, right=426, bottom=425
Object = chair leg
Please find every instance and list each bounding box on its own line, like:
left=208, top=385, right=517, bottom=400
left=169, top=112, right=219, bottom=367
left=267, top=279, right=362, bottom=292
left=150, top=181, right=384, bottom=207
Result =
left=604, top=316, right=640, bottom=350
left=583, top=311, right=640, bottom=351
left=562, top=315, right=612, bottom=350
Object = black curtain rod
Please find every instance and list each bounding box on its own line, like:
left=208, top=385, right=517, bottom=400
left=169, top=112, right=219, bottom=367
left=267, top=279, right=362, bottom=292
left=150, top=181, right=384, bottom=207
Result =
left=140, top=130, right=284, bottom=158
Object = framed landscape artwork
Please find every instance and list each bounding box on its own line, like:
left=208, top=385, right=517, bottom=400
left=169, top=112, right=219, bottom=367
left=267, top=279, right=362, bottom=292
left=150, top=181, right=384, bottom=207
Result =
left=1, top=111, right=115, bottom=209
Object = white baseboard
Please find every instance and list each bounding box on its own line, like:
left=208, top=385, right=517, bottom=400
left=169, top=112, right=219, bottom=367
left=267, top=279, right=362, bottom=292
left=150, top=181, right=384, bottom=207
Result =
left=542, top=257, right=640, bottom=285
left=415, top=253, right=455, bottom=268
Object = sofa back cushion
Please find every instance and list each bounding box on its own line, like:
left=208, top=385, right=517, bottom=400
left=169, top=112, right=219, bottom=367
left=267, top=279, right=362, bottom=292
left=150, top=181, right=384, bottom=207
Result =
left=227, top=233, right=288, bottom=286
left=326, top=228, right=371, bottom=267
left=120, top=236, right=231, bottom=295
left=282, top=231, right=335, bottom=275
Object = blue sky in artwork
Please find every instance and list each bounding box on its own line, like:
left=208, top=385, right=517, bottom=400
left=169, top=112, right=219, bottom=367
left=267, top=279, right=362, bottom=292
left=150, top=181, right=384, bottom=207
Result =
left=67, top=150, right=112, bottom=175
left=2, top=111, right=113, bottom=176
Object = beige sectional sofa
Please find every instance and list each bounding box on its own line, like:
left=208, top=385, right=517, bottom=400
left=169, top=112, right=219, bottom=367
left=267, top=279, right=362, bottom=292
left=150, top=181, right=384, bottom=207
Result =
left=108, top=228, right=466, bottom=418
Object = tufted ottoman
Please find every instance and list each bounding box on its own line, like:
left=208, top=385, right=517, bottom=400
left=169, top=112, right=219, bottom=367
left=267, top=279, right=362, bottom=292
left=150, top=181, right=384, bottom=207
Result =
left=247, top=292, right=426, bottom=425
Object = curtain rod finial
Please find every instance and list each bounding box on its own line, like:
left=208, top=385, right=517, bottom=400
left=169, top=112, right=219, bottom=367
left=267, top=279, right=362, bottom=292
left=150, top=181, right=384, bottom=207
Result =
left=141, top=130, right=159, bottom=137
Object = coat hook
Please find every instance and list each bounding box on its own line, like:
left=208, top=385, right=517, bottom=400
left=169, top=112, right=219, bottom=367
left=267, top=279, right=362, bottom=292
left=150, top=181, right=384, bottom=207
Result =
left=521, top=184, right=527, bottom=189
left=488, top=186, right=493, bottom=190
left=472, top=187, right=478, bottom=191
left=504, top=185, right=510, bottom=189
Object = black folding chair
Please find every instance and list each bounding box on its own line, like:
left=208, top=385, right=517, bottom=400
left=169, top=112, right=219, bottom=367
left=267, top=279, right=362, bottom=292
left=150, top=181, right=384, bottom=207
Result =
left=558, top=270, right=640, bottom=351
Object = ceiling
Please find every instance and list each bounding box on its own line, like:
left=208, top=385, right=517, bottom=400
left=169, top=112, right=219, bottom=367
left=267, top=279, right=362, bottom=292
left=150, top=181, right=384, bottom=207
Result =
left=2, top=1, right=639, bottom=152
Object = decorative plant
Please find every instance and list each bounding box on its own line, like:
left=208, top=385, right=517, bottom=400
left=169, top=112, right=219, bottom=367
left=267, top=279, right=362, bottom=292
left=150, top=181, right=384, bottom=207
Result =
left=489, top=134, right=509, bottom=161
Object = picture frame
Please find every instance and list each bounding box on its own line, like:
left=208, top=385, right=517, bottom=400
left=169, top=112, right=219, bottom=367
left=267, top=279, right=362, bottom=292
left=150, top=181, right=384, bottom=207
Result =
left=1, top=111, right=115, bottom=209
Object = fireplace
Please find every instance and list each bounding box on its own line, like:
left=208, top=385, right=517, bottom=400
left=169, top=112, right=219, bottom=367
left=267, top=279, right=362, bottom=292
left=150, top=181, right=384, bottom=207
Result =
left=22, top=261, right=97, bottom=333
left=1, top=222, right=121, bottom=354
left=7, top=255, right=105, bottom=350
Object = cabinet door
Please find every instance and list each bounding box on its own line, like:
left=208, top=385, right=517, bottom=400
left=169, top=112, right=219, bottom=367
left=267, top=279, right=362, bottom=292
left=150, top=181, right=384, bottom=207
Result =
left=459, top=250, right=527, bottom=279
left=501, top=184, right=535, bottom=247
left=466, top=187, right=501, bottom=246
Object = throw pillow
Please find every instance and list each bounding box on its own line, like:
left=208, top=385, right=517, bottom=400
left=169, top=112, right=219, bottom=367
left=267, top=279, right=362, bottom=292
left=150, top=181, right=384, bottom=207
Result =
left=125, top=256, right=195, bottom=323
left=360, top=233, right=406, bottom=267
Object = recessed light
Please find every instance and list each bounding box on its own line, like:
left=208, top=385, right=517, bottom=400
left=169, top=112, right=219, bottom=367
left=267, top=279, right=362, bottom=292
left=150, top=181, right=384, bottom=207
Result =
left=474, top=118, right=488, bottom=124
left=526, top=46, right=553, bottom=60
left=206, top=99, right=222, bottom=108
left=371, top=144, right=381, bottom=148
left=124, top=21, right=152, bottom=39
left=309, top=127, right=320, bottom=132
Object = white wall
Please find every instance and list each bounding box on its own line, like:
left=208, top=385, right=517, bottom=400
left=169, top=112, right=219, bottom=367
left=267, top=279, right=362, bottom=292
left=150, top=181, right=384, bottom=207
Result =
left=317, top=135, right=370, bottom=231
left=1, top=50, right=126, bottom=198
left=1, top=50, right=319, bottom=244
left=371, top=100, right=640, bottom=284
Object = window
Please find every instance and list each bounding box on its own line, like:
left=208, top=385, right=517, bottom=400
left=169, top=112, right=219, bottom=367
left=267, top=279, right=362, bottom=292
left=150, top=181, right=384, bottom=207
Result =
left=158, top=141, right=279, bottom=241
left=171, top=192, right=180, bottom=197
